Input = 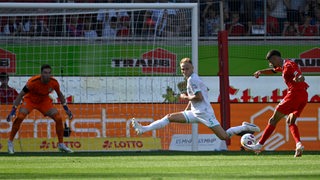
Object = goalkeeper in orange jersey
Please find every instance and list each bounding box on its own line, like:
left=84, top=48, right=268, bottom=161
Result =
left=6, top=64, right=73, bottom=154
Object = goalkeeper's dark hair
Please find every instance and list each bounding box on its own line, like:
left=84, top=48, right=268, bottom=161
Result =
left=0, top=72, right=9, bottom=80
left=266, top=50, right=281, bottom=60
left=41, top=64, right=52, bottom=72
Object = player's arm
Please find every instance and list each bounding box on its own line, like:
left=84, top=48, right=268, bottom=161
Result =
left=12, top=87, right=27, bottom=107
left=293, top=74, right=305, bottom=82
left=57, top=91, right=73, bottom=120
left=185, top=101, right=191, bottom=111
left=180, top=91, right=203, bottom=102
left=289, top=65, right=305, bottom=83
left=253, top=68, right=277, bottom=78
left=7, top=85, right=28, bottom=122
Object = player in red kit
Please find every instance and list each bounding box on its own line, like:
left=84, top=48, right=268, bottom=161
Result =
left=0, top=72, right=18, bottom=104
left=246, top=50, right=309, bottom=157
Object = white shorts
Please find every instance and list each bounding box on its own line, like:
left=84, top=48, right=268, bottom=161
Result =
left=183, top=110, right=220, bottom=128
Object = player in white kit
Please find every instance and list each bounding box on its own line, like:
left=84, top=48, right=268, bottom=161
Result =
left=132, top=57, right=260, bottom=140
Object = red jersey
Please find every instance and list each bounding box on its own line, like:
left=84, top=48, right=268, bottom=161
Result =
left=0, top=85, right=18, bottom=104
left=274, top=59, right=309, bottom=91
left=24, top=75, right=61, bottom=104
left=226, top=23, right=246, bottom=36
left=256, top=16, right=279, bottom=35
left=298, top=25, right=318, bottom=36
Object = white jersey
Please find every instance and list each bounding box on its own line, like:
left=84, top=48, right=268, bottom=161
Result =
left=187, top=73, right=214, bottom=115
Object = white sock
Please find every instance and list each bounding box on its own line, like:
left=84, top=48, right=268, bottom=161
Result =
left=226, top=125, right=246, bottom=137
left=144, top=116, right=170, bottom=132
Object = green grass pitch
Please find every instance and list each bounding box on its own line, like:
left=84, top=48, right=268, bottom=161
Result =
left=1, top=151, right=319, bottom=180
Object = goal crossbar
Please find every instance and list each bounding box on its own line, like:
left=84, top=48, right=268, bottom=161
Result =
left=0, top=3, right=198, bottom=9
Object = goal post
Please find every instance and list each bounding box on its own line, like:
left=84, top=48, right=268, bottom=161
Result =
left=0, top=2, right=200, bottom=152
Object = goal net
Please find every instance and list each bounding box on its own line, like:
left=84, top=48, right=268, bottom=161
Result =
left=0, top=3, right=199, bottom=152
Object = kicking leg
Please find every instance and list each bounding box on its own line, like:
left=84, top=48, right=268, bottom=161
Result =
left=225, top=122, right=260, bottom=138
left=132, top=112, right=186, bottom=135
left=246, top=110, right=285, bottom=152
left=210, top=125, right=230, bottom=140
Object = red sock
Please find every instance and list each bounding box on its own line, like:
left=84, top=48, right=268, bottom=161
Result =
left=259, top=124, right=276, bottom=145
left=289, top=124, right=301, bottom=144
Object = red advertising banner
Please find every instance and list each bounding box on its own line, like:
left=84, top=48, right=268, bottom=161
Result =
left=1, top=103, right=319, bottom=151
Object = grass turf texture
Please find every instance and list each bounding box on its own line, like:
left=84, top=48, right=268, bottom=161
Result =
left=1, top=151, right=319, bottom=179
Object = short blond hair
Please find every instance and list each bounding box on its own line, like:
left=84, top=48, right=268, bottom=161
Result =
left=180, top=57, right=192, bottom=65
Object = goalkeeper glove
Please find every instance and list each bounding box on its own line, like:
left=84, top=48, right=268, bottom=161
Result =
left=7, top=106, right=17, bottom=122
left=63, top=105, right=73, bottom=120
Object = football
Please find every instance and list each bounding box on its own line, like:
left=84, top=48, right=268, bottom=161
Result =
left=240, top=133, right=256, bottom=147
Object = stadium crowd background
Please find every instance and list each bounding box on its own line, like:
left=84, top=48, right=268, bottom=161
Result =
left=0, top=0, right=319, bottom=37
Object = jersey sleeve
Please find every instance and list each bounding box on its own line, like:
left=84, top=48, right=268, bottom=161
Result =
left=283, top=62, right=299, bottom=78
left=273, top=67, right=282, bottom=72
left=188, top=78, right=201, bottom=95
left=26, top=77, right=36, bottom=91
left=52, top=78, right=62, bottom=94
left=291, top=63, right=302, bottom=78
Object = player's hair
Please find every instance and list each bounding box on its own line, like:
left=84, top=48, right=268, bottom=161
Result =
left=180, top=57, right=192, bottom=65
left=0, top=72, right=9, bottom=80
left=266, top=50, right=281, bottom=60
left=41, top=64, right=52, bottom=72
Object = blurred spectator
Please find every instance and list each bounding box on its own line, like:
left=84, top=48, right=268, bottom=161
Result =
left=253, top=0, right=264, bottom=22
left=267, top=0, right=288, bottom=35
left=310, top=5, right=320, bottom=25
left=96, top=3, right=130, bottom=37
left=304, top=0, right=318, bottom=17
left=0, top=72, right=18, bottom=104
left=142, top=9, right=168, bottom=36
left=256, top=11, right=280, bottom=35
left=102, top=16, right=118, bottom=37
left=156, top=9, right=176, bottom=36
left=282, top=21, right=300, bottom=36
left=161, top=9, right=184, bottom=37
left=142, top=0, right=177, bottom=37
left=20, top=16, right=32, bottom=36
left=66, top=15, right=83, bottom=37
left=35, top=16, right=50, bottom=36
left=176, top=9, right=191, bottom=37
left=285, top=0, right=307, bottom=25
left=116, top=9, right=131, bottom=37
left=142, top=10, right=156, bottom=36
left=96, top=9, right=106, bottom=37
left=19, top=16, right=45, bottom=36
left=240, top=0, right=255, bottom=31
left=202, top=1, right=220, bottom=36
left=3, top=16, right=20, bottom=36
left=299, top=13, right=319, bottom=36
left=83, top=16, right=98, bottom=38
left=226, top=12, right=246, bottom=36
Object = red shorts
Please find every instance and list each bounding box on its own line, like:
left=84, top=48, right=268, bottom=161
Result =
left=20, top=97, right=54, bottom=115
left=276, top=89, right=308, bottom=117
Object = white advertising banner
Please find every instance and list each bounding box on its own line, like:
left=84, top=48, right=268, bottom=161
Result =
left=169, top=134, right=228, bottom=151
left=8, top=76, right=320, bottom=103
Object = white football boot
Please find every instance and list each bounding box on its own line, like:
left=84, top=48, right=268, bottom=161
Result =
left=131, top=118, right=144, bottom=135
left=242, top=122, right=260, bottom=133
left=294, top=142, right=304, bottom=158
left=8, top=140, right=14, bottom=154
left=58, top=143, right=74, bottom=153
left=245, top=142, right=263, bottom=154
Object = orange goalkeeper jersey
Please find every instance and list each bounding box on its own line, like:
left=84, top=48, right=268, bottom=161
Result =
left=24, top=75, right=61, bottom=104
